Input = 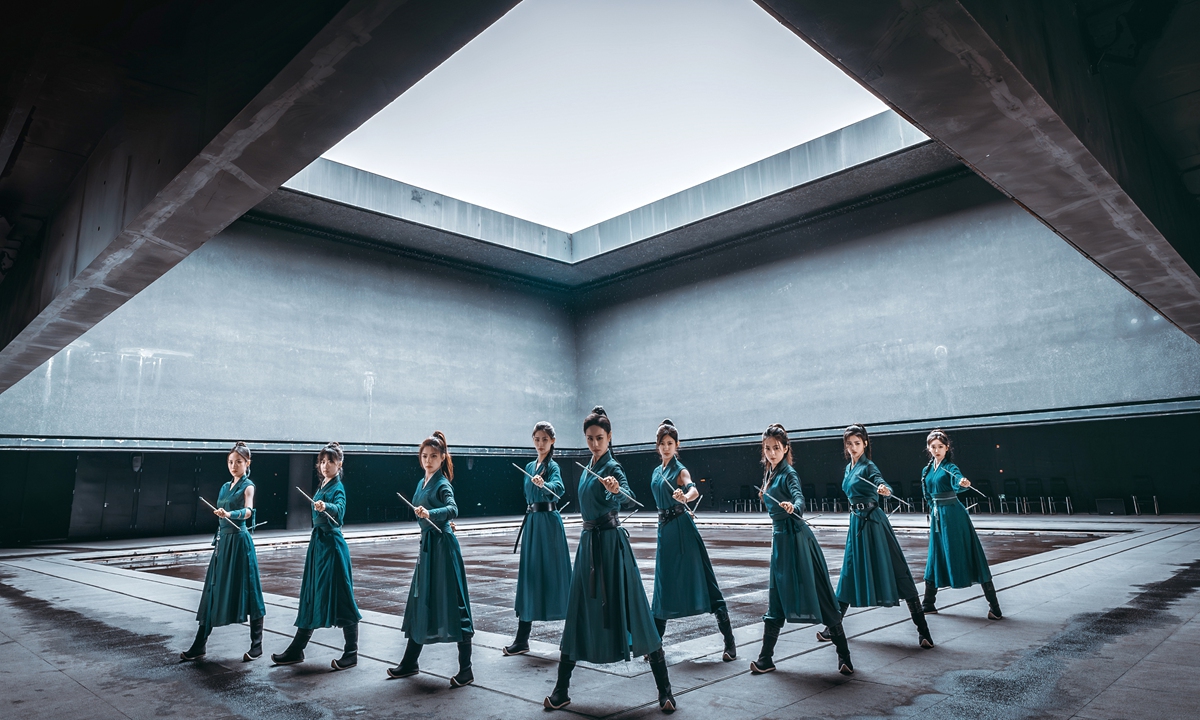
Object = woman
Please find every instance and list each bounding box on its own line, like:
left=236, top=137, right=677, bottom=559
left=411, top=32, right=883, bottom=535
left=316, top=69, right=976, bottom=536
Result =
left=546, top=406, right=675, bottom=713
left=749, top=424, right=852, bottom=676
left=387, top=431, right=475, bottom=688
left=180, top=442, right=266, bottom=662
left=650, top=419, right=736, bottom=662
left=818, top=424, right=933, bottom=649
left=271, top=442, right=364, bottom=670
left=504, top=421, right=572, bottom=656
left=920, top=429, right=1002, bottom=619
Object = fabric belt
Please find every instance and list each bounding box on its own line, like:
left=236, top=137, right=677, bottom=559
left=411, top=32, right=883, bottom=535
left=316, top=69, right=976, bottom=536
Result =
left=582, top=511, right=620, bottom=629
left=511, top=502, right=559, bottom=553
left=932, top=492, right=959, bottom=503
left=657, top=504, right=687, bottom=525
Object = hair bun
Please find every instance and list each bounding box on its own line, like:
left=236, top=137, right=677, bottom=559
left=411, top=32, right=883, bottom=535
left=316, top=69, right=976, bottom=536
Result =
left=326, top=441, right=341, bottom=448
left=590, top=405, right=607, bottom=417
left=660, top=418, right=674, bottom=427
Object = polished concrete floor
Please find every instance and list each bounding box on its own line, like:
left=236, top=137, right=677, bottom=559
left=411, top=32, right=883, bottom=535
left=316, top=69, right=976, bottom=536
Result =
left=1, top=513, right=1197, bottom=719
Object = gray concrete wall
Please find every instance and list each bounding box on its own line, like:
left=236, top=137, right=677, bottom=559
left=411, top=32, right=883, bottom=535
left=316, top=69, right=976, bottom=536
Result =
left=572, top=175, right=1200, bottom=444
left=0, top=221, right=578, bottom=448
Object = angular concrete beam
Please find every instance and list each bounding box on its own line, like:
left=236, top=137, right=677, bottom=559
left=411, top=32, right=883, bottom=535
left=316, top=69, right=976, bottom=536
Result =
left=0, top=0, right=519, bottom=392
left=757, top=0, right=1200, bottom=341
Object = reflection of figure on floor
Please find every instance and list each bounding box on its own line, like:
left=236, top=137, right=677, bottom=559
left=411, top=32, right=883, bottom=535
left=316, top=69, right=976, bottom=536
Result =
left=387, top=431, right=475, bottom=689
left=272, top=442, right=363, bottom=670
left=749, top=424, right=853, bottom=677
left=504, top=421, right=572, bottom=656
left=180, top=442, right=266, bottom=663
left=649, top=419, right=737, bottom=662
left=818, top=424, right=934, bottom=650
left=546, top=406, right=676, bottom=713
left=920, top=429, right=1003, bottom=620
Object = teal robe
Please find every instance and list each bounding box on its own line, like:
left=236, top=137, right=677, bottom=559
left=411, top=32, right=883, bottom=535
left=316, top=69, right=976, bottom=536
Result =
left=400, top=472, right=474, bottom=644
left=762, top=462, right=842, bottom=626
left=514, top=458, right=572, bottom=622
left=195, top=475, right=266, bottom=627
left=560, top=450, right=660, bottom=663
left=650, top=457, right=726, bottom=619
left=835, top=458, right=919, bottom=607
left=923, top=461, right=993, bottom=588
left=295, top=476, right=362, bottom=629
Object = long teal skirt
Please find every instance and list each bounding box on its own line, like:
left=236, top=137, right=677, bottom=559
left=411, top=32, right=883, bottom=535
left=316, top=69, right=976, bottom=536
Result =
left=515, top=511, right=572, bottom=622
left=925, top=499, right=993, bottom=588
left=652, top=514, right=725, bottom=619
left=401, top=529, right=473, bottom=644
left=560, top=527, right=660, bottom=663
left=196, top=529, right=265, bottom=627
left=835, top=507, right=919, bottom=607
left=766, top=518, right=842, bottom=626
left=295, top=526, right=362, bottom=629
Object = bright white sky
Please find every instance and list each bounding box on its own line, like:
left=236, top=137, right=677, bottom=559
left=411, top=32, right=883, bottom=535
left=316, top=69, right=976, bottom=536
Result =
left=323, top=0, right=886, bottom=232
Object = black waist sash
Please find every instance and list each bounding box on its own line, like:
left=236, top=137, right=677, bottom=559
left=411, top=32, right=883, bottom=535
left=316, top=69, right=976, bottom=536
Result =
left=511, top=501, right=560, bottom=553
left=582, top=511, right=620, bottom=628
left=657, top=504, right=687, bottom=525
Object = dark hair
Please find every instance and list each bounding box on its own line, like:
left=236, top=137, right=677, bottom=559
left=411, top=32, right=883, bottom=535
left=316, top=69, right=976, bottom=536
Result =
left=228, top=441, right=252, bottom=462
left=533, top=421, right=556, bottom=459
left=843, top=424, right=872, bottom=460
left=761, top=423, right=794, bottom=467
left=583, top=405, right=611, bottom=434
left=924, top=429, right=951, bottom=471
left=656, top=418, right=678, bottom=445
left=317, top=441, right=344, bottom=468
left=419, top=431, right=454, bottom=481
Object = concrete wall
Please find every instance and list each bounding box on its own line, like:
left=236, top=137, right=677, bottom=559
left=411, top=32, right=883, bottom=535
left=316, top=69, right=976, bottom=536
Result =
left=0, top=221, right=578, bottom=448
left=572, top=175, right=1200, bottom=444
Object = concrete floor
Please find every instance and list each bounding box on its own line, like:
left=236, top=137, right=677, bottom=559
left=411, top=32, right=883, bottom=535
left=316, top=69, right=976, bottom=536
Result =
left=1, top=514, right=1197, bottom=719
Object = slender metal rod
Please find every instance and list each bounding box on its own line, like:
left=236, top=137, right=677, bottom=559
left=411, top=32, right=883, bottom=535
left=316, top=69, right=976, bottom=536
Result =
left=295, top=486, right=340, bottom=527
left=576, top=462, right=645, bottom=508
left=199, top=496, right=240, bottom=528
left=395, top=491, right=443, bottom=533
left=511, top=462, right=562, bottom=500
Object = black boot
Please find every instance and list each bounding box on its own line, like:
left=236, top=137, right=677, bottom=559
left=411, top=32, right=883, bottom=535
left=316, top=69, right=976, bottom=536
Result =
left=503, top=620, right=532, bottom=656
left=922, top=581, right=939, bottom=614
left=750, top=619, right=782, bottom=674
left=271, top=628, right=313, bottom=665
left=644, top=617, right=668, bottom=661
left=716, top=609, right=737, bottom=662
left=332, top=623, right=358, bottom=670
left=387, top=638, right=422, bottom=678
left=180, top=624, right=210, bottom=661
left=982, top=581, right=1003, bottom=620
left=828, top=623, right=853, bottom=675
left=543, top=654, right=575, bottom=710
left=648, top=649, right=675, bottom=713
left=450, top=638, right=474, bottom=688
left=906, top=598, right=935, bottom=649
left=816, top=602, right=849, bottom=642
left=243, top=616, right=264, bottom=661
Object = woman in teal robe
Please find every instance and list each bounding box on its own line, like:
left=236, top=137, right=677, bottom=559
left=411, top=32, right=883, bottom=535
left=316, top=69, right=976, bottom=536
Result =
left=504, top=421, right=572, bottom=656
left=820, top=424, right=933, bottom=649
left=272, top=442, right=363, bottom=670
left=545, top=406, right=676, bottom=714
left=649, top=419, right=736, bottom=661
left=749, top=424, right=852, bottom=676
left=387, top=431, right=475, bottom=688
left=920, top=429, right=1002, bottom=619
left=180, top=442, right=266, bottom=662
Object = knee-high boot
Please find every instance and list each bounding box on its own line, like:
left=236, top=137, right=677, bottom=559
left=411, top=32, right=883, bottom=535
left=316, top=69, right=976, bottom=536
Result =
left=655, top=616, right=668, bottom=642
left=649, top=648, right=675, bottom=713
left=906, top=597, right=935, bottom=649
left=828, top=623, right=853, bottom=675
left=180, top=624, right=211, bottom=661
left=716, top=608, right=736, bottom=661
left=450, top=636, right=474, bottom=688
left=386, top=638, right=422, bottom=678
left=504, top=620, right=533, bottom=656
left=982, top=581, right=1003, bottom=619
left=816, top=601, right=850, bottom=642
left=271, top=627, right=313, bottom=665
left=332, top=623, right=358, bottom=670
left=922, top=580, right=939, bottom=614
left=750, top=618, right=782, bottom=674
left=244, top=616, right=264, bottom=661
left=543, top=654, right=575, bottom=710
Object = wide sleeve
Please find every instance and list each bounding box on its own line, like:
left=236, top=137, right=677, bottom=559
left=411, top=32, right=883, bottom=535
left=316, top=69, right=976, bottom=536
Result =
left=326, top=484, right=347, bottom=524
left=427, top=481, right=458, bottom=524
left=542, top=461, right=565, bottom=499
left=946, top=463, right=969, bottom=494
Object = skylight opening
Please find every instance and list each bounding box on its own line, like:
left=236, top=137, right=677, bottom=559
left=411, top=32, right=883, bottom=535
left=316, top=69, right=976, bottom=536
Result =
left=322, top=0, right=886, bottom=232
